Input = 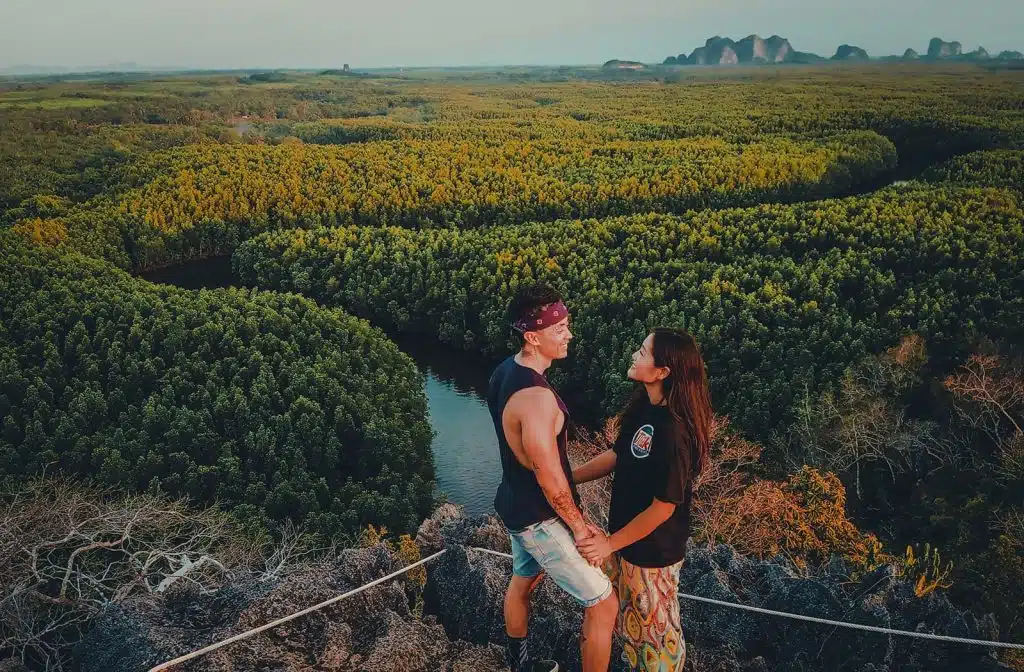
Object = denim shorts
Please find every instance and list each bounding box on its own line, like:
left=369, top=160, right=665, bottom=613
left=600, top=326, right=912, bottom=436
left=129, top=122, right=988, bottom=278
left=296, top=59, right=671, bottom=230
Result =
left=509, top=517, right=614, bottom=607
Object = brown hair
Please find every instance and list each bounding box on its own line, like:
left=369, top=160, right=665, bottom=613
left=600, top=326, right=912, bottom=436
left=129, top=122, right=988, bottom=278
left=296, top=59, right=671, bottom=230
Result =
left=506, top=283, right=563, bottom=346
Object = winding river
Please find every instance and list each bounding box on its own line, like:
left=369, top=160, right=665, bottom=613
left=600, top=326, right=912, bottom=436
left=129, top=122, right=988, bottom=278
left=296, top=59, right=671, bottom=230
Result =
left=138, top=257, right=502, bottom=516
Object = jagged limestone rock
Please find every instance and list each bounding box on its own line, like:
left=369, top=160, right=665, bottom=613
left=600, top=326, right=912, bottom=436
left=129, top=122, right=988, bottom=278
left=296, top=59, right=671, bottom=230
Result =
left=76, top=508, right=1011, bottom=672
left=675, top=543, right=1009, bottom=671
left=75, top=542, right=502, bottom=672
left=414, top=502, right=464, bottom=555
left=0, top=661, right=29, bottom=672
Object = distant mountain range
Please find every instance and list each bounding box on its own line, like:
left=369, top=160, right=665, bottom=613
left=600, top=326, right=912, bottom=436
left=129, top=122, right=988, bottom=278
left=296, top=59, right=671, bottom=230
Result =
left=4, top=36, right=1022, bottom=77
left=636, top=36, right=1024, bottom=68
left=660, top=35, right=821, bottom=66
left=0, top=62, right=202, bottom=76
left=0, top=62, right=147, bottom=75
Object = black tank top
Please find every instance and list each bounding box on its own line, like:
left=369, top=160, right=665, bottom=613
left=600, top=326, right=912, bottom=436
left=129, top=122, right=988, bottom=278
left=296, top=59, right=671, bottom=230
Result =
left=488, top=354, right=580, bottom=531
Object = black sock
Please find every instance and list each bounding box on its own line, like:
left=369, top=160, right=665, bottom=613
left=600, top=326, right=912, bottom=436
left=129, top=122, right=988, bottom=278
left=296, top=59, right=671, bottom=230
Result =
left=506, top=634, right=528, bottom=671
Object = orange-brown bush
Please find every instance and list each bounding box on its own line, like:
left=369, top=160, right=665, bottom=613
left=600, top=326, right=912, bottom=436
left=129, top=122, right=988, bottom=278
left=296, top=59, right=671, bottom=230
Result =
left=357, top=524, right=426, bottom=588
left=697, top=463, right=887, bottom=573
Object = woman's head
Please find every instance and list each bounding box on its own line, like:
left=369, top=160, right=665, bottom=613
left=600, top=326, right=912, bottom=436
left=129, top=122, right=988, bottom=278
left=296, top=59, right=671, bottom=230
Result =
left=627, top=332, right=669, bottom=384
left=623, top=327, right=713, bottom=484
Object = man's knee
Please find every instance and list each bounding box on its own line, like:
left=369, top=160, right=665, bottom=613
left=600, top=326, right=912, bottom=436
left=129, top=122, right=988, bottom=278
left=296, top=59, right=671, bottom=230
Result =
left=508, top=573, right=544, bottom=598
left=585, top=589, right=618, bottom=623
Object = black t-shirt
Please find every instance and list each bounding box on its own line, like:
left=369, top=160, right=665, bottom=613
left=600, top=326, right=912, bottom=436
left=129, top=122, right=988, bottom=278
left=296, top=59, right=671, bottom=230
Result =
left=608, top=400, right=694, bottom=568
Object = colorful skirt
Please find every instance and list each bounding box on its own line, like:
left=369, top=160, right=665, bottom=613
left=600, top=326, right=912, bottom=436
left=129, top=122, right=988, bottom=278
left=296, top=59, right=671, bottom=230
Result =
left=604, top=554, right=685, bottom=672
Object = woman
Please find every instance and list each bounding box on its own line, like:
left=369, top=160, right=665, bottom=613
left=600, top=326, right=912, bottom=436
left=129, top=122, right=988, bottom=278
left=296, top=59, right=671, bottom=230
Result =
left=573, top=327, right=712, bottom=672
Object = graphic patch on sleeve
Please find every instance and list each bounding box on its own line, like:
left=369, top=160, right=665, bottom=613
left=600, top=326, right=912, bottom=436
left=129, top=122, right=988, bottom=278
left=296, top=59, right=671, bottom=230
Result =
left=630, top=424, right=655, bottom=459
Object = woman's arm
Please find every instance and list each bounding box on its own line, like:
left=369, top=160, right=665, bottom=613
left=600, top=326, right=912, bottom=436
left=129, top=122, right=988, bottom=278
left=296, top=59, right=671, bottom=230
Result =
left=608, top=498, right=675, bottom=553
left=604, top=497, right=675, bottom=548
left=571, top=449, right=617, bottom=484
left=576, top=498, right=676, bottom=564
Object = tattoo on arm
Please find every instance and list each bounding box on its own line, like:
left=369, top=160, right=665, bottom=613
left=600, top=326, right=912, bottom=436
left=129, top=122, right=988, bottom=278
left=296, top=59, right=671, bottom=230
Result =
left=549, top=487, right=585, bottom=532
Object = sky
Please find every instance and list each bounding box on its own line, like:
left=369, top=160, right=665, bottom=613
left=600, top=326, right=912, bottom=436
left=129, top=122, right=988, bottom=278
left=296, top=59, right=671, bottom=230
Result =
left=1, top=0, right=1022, bottom=70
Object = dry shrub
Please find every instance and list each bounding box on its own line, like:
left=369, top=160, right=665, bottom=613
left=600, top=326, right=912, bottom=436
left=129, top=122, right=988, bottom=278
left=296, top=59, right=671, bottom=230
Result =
left=0, top=478, right=264, bottom=670
left=566, top=418, right=619, bottom=529
left=944, top=352, right=1024, bottom=479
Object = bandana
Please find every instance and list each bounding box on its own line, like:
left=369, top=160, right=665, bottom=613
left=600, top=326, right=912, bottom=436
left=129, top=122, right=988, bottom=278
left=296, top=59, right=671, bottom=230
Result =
left=512, top=300, right=570, bottom=334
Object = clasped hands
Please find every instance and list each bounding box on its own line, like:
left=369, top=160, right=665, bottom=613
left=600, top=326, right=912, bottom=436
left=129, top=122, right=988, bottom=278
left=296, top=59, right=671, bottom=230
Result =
left=574, top=522, right=614, bottom=567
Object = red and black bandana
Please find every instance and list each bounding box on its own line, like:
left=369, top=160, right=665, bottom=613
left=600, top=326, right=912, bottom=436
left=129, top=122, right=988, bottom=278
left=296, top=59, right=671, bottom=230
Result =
left=512, top=300, right=570, bottom=334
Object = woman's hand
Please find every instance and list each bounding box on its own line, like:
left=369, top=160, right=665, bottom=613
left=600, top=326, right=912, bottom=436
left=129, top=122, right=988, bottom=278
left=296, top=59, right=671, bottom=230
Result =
left=577, top=528, right=614, bottom=566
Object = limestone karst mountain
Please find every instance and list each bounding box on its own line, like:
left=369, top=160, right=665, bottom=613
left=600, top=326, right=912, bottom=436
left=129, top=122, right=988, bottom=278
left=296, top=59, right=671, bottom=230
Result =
left=833, top=45, right=870, bottom=61
left=928, top=38, right=963, bottom=59
left=664, top=34, right=805, bottom=66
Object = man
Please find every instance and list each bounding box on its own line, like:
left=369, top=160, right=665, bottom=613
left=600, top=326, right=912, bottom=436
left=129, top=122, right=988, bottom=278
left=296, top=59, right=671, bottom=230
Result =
left=488, top=283, right=618, bottom=672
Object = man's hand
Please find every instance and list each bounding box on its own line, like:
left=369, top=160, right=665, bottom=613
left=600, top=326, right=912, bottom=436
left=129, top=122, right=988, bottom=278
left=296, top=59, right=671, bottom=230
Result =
left=577, top=522, right=607, bottom=566
left=570, top=522, right=593, bottom=541
left=577, top=530, right=615, bottom=566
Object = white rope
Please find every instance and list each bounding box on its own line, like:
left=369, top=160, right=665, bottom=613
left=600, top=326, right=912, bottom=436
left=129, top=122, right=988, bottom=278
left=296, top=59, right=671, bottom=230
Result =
left=674, top=593, right=1024, bottom=650
left=468, top=546, right=519, bottom=560
left=147, top=549, right=448, bottom=671
left=463, top=547, right=1024, bottom=651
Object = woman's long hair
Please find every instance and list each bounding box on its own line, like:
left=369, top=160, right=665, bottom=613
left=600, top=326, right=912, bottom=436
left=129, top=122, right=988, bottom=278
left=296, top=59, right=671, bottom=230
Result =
left=617, top=327, right=713, bottom=492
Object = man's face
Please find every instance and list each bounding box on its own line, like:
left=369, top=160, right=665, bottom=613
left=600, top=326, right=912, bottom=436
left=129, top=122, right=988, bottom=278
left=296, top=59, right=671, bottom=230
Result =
left=527, top=316, right=573, bottom=360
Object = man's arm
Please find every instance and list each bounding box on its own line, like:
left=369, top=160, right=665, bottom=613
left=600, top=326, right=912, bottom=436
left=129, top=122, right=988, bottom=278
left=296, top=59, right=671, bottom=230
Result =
left=516, top=388, right=591, bottom=539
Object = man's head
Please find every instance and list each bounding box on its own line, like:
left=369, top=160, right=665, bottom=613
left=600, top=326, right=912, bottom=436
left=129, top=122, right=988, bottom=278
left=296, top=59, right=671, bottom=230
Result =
left=507, top=283, right=573, bottom=361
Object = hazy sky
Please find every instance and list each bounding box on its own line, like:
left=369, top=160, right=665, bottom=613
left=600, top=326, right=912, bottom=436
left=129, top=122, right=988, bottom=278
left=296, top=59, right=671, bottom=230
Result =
left=2, top=0, right=1021, bottom=69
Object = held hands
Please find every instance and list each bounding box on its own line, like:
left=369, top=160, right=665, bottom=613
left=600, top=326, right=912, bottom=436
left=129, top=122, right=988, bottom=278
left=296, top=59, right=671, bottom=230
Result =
left=570, top=522, right=593, bottom=542
left=576, top=523, right=614, bottom=567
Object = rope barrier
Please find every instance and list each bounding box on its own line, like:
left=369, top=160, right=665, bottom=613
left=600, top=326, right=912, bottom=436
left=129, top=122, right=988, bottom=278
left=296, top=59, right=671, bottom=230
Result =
left=146, top=549, right=447, bottom=672
left=669, top=593, right=1024, bottom=650
left=147, top=544, right=1024, bottom=670
left=468, top=546, right=520, bottom=560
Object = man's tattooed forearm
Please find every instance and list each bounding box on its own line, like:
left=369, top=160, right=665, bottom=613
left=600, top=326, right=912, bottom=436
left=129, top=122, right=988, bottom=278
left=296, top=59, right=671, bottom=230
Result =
left=549, top=488, right=584, bottom=529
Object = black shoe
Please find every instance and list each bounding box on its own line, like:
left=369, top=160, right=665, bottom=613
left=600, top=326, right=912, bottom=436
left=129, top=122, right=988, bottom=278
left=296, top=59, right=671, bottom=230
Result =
left=525, top=660, right=559, bottom=672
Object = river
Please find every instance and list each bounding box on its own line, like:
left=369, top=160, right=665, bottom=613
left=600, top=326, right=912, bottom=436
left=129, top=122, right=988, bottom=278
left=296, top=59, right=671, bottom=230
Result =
left=138, top=256, right=502, bottom=516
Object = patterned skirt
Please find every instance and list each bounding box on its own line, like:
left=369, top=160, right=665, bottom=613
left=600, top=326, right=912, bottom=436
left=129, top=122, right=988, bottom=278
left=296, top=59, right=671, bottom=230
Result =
left=604, top=554, right=685, bottom=672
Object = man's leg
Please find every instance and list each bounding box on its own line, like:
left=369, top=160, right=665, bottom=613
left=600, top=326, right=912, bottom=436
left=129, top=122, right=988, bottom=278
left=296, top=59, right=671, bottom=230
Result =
left=505, top=572, right=544, bottom=638
left=580, top=588, right=617, bottom=672
left=505, top=531, right=557, bottom=672
left=526, top=519, right=617, bottom=672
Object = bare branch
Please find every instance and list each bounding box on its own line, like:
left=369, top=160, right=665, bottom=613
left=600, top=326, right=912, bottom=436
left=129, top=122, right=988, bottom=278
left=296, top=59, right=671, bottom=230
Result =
left=154, top=555, right=228, bottom=593
left=945, top=354, right=1024, bottom=440
left=0, top=477, right=262, bottom=671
